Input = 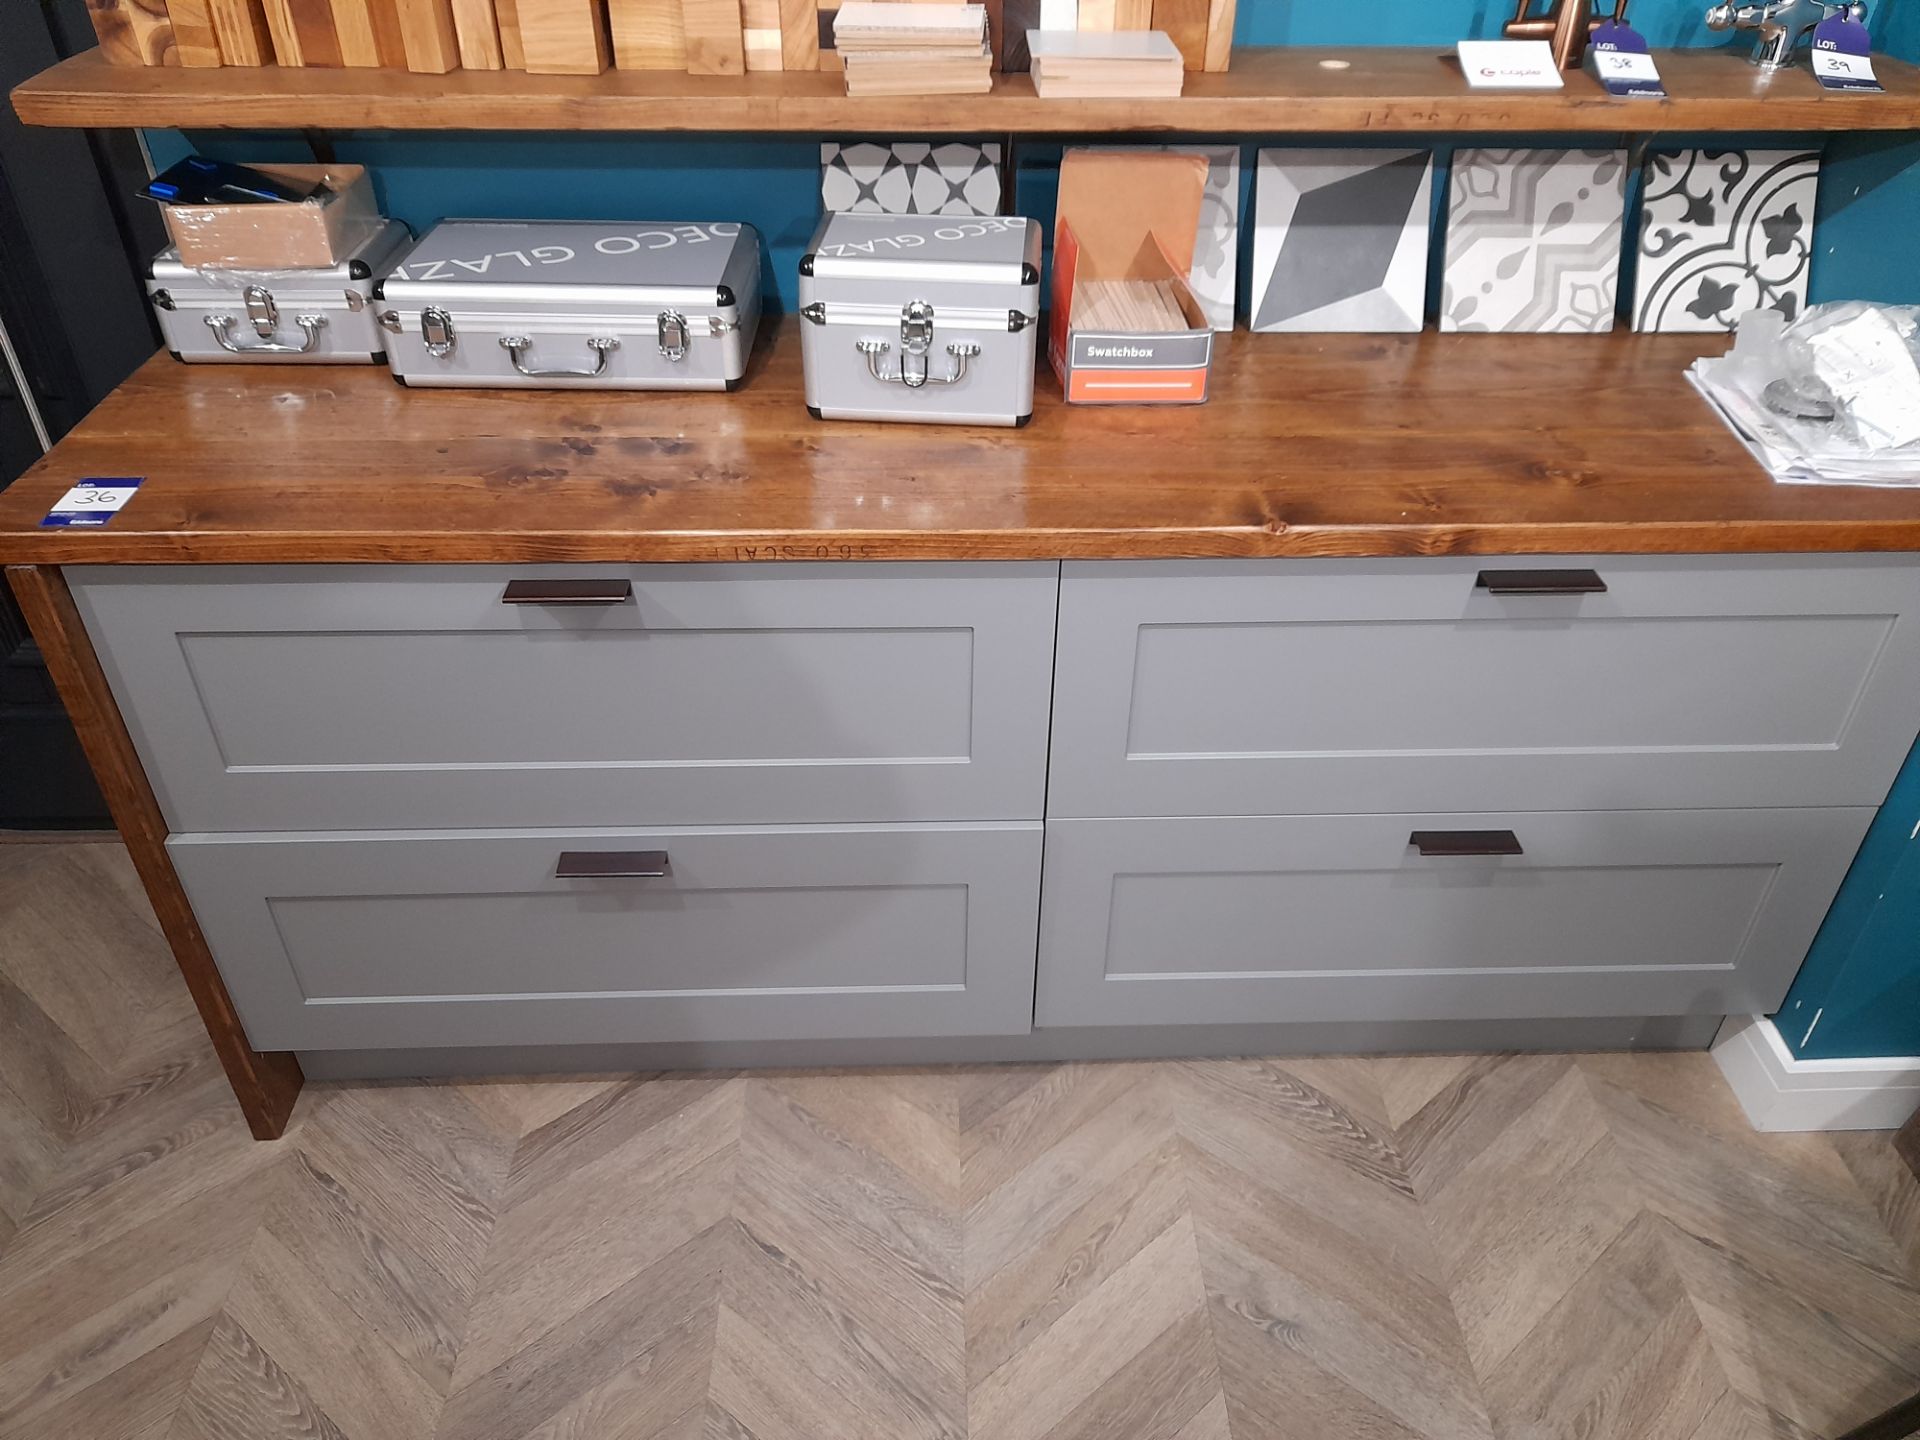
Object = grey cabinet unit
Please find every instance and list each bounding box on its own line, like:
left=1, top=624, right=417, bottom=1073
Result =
left=69, top=563, right=1058, bottom=832
left=1035, top=808, right=1872, bottom=1028
left=1049, top=555, right=1920, bottom=818
left=169, top=821, right=1043, bottom=1050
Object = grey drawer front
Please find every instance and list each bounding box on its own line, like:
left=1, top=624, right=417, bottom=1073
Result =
left=1051, top=555, right=1920, bottom=817
left=1036, top=808, right=1871, bottom=1027
left=170, top=822, right=1041, bottom=1049
left=71, top=563, right=1056, bottom=832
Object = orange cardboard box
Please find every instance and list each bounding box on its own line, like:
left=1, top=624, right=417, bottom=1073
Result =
left=1049, top=149, right=1214, bottom=405
left=162, top=164, right=384, bottom=271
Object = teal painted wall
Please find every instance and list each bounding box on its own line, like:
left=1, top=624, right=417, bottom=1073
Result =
left=1775, top=739, right=1920, bottom=1060
left=150, top=0, right=1920, bottom=316
left=147, top=0, right=1920, bottom=1057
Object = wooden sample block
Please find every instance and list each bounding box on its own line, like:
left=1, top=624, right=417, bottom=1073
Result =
left=452, top=0, right=505, bottom=65
left=683, top=0, right=745, bottom=73
left=330, top=0, right=409, bottom=64
left=87, top=0, right=178, bottom=65
left=741, top=0, right=781, bottom=69
left=777, top=0, right=818, bottom=70
left=1076, top=0, right=1113, bottom=29
left=208, top=0, right=275, bottom=62
left=1112, top=0, right=1148, bottom=26
left=516, top=0, right=611, bottom=71
left=608, top=0, right=686, bottom=68
left=166, top=0, right=225, bottom=64
left=815, top=0, right=840, bottom=69
left=981, top=0, right=1004, bottom=66
left=1150, top=0, right=1203, bottom=67
left=495, top=0, right=525, bottom=62
left=1000, top=0, right=1038, bottom=69
left=1201, top=0, right=1231, bottom=68
left=264, top=0, right=344, bottom=63
left=393, top=0, right=461, bottom=70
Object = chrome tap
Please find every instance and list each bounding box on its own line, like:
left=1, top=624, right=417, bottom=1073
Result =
left=1704, top=0, right=1866, bottom=71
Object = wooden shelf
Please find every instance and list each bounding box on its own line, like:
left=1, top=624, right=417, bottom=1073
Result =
left=16, top=44, right=1920, bottom=133
left=6, top=321, right=1920, bottom=566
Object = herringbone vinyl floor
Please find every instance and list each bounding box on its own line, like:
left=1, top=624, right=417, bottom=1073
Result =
left=2, top=840, right=1918, bottom=1440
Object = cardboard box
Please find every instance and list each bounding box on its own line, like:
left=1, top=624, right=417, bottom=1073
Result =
left=1049, top=149, right=1214, bottom=405
left=162, top=164, right=384, bottom=271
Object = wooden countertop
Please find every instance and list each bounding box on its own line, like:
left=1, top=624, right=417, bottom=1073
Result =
left=6, top=321, right=1920, bottom=565
left=17, top=45, right=1920, bottom=134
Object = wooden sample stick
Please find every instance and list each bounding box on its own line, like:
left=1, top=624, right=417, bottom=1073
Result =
left=166, top=0, right=225, bottom=64
left=392, top=0, right=461, bottom=71
left=495, top=0, right=525, bottom=63
left=608, top=0, right=686, bottom=67
left=87, top=0, right=178, bottom=65
left=331, top=0, right=409, bottom=64
left=1201, top=0, right=1231, bottom=68
left=264, top=0, right=344, bottom=63
left=683, top=0, right=746, bottom=74
left=1151, top=0, right=1204, bottom=66
left=1112, top=0, right=1149, bottom=25
left=1000, top=0, right=1038, bottom=68
left=452, top=0, right=505, bottom=65
left=741, top=0, right=782, bottom=69
left=777, top=0, right=819, bottom=69
left=517, top=0, right=611, bottom=71
left=208, top=0, right=276, bottom=61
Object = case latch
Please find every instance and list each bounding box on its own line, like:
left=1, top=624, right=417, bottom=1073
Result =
left=855, top=300, right=980, bottom=390
left=421, top=306, right=457, bottom=359
left=657, top=310, right=689, bottom=362
left=243, top=285, right=279, bottom=339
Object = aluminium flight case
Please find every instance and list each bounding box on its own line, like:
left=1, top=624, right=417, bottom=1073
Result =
left=147, top=220, right=412, bottom=365
left=798, top=213, right=1042, bottom=427
left=376, top=220, right=762, bottom=390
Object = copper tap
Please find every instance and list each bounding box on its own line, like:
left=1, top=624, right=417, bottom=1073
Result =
left=1504, top=0, right=1630, bottom=69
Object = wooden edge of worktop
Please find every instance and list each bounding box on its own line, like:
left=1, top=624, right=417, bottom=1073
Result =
left=5, top=565, right=304, bottom=1140
left=12, top=522, right=1920, bottom=566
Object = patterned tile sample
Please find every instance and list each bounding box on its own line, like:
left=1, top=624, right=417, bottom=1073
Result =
left=821, top=141, right=1005, bottom=217
left=3, top=838, right=1920, bottom=1440
left=1251, top=147, right=1432, bottom=333
left=1633, top=149, right=1821, bottom=333
left=1441, top=148, right=1628, bottom=334
left=1087, top=144, right=1239, bottom=330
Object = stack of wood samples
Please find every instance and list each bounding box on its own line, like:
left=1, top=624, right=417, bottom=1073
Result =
left=833, top=1, right=989, bottom=93
left=81, top=0, right=1231, bottom=74
left=1070, top=277, right=1193, bottom=331
left=1004, top=0, right=1229, bottom=71
left=1027, top=26, right=1181, bottom=94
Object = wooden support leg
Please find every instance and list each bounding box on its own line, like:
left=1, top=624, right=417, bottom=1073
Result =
left=6, top=565, right=303, bottom=1141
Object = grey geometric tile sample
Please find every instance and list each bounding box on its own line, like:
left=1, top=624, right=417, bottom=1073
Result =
left=1441, top=149, right=1627, bottom=334
left=1632, top=149, right=1821, bottom=333
left=1088, top=144, right=1240, bottom=331
left=1251, top=148, right=1432, bottom=333
left=820, top=142, right=1004, bottom=217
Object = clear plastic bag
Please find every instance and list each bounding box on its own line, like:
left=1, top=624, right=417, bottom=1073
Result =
left=1690, top=302, right=1920, bottom=485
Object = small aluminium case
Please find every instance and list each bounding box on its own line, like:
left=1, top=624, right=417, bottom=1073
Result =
left=799, top=213, right=1042, bottom=427
left=376, top=220, right=762, bottom=390
left=147, top=219, right=411, bottom=365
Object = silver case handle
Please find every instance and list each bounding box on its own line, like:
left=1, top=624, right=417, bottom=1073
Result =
left=498, top=335, right=620, bottom=379
left=204, top=312, right=328, bottom=355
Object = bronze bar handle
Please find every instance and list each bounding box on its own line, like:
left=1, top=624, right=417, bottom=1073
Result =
left=1475, top=568, right=1607, bottom=596
left=1410, top=830, right=1524, bottom=857
left=555, top=850, right=670, bottom=878
left=501, top=579, right=633, bottom=606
